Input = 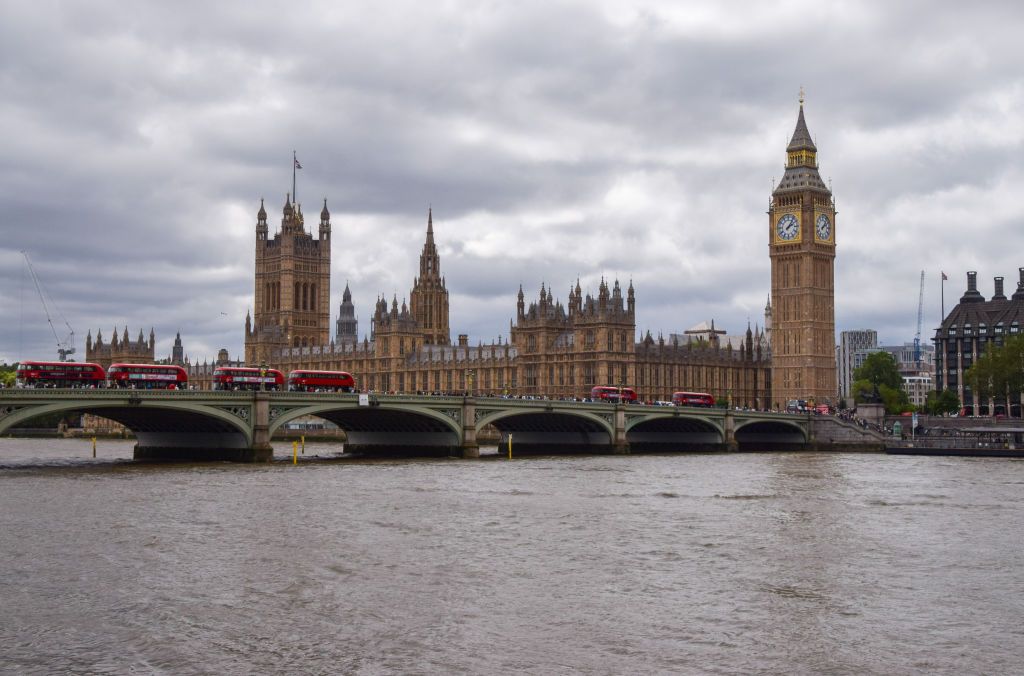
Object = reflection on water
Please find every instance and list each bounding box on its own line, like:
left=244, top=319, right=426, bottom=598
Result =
left=1, top=438, right=1022, bottom=674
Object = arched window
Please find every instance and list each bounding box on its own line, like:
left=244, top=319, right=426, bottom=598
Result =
left=310, top=284, right=316, bottom=310
left=302, top=283, right=308, bottom=310
left=294, top=283, right=300, bottom=309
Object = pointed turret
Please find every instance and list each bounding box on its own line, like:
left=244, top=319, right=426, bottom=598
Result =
left=774, top=92, right=828, bottom=192
left=787, top=94, right=817, bottom=154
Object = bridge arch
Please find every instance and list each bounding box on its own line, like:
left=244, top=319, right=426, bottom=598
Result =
left=269, top=401, right=463, bottom=456
left=476, top=407, right=614, bottom=454
left=734, top=419, right=808, bottom=449
left=625, top=412, right=725, bottom=451
left=0, top=399, right=253, bottom=457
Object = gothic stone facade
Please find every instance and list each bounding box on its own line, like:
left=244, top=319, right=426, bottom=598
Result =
left=244, top=195, right=331, bottom=367
left=243, top=201, right=772, bottom=408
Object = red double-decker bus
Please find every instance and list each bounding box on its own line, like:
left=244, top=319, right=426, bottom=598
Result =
left=213, top=367, right=284, bottom=391
left=287, top=370, right=356, bottom=392
left=15, top=361, right=106, bottom=388
left=672, top=391, right=715, bottom=407
left=590, top=386, right=638, bottom=403
left=107, top=363, right=188, bottom=389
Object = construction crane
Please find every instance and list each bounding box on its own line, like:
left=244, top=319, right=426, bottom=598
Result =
left=914, top=270, right=925, bottom=366
left=21, top=251, right=76, bottom=361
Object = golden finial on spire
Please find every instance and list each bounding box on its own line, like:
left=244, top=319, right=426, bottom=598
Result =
left=799, top=85, right=805, bottom=106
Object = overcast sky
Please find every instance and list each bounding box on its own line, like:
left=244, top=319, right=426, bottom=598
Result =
left=2, top=0, right=1022, bottom=364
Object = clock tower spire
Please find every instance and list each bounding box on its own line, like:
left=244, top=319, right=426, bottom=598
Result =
left=768, top=93, right=837, bottom=408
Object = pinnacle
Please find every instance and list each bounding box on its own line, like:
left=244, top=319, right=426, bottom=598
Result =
left=787, top=102, right=817, bottom=152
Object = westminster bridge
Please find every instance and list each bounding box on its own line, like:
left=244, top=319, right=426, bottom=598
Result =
left=0, top=390, right=885, bottom=461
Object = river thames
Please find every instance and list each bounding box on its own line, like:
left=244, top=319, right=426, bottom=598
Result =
left=1, top=438, right=1022, bottom=674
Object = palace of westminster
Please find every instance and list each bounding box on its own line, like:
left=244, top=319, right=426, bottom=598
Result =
left=87, top=101, right=841, bottom=408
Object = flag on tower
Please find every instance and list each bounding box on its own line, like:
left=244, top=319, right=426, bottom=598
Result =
left=941, top=271, right=948, bottom=281
left=294, top=157, right=303, bottom=169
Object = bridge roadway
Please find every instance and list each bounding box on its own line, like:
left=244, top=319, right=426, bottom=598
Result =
left=0, top=389, right=826, bottom=462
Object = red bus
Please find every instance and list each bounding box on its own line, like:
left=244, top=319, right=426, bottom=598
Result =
left=108, top=363, right=188, bottom=389
left=15, top=361, right=106, bottom=388
left=672, top=391, right=715, bottom=407
left=213, top=366, right=284, bottom=391
left=287, top=370, right=356, bottom=392
left=590, top=386, right=638, bottom=403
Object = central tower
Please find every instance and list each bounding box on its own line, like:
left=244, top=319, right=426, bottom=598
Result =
left=768, top=95, right=837, bottom=407
left=409, top=208, right=450, bottom=345
left=245, top=195, right=332, bottom=365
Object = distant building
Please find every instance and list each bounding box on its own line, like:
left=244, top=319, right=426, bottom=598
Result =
left=902, top=375, right=932, bottom=409
left=878, top=342, right=934, bottom=408
left=838, top=330, right=877, bottom=398
left=85, top=327, right=155, bottom=369
left=171, top=332, right=184, bottom=366
left=934, top=270, right=1024, bottom=416
left=335, top=283, right=358, bottom=346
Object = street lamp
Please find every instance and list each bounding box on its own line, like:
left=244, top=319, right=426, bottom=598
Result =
left=467, top=370, right=475, bottom=397
left=260, top=362, right=267, bottom=392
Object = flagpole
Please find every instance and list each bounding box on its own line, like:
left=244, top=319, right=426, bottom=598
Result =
left=941, top=273, right=945, bottom=321
left=292, top=150, right=297, bottom=205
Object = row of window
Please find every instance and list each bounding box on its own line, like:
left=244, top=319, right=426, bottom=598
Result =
left=945, top=322, right=1020, bottom=336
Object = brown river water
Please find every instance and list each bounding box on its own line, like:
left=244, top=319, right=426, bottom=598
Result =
left=1, top=438, right=1022, bottom=674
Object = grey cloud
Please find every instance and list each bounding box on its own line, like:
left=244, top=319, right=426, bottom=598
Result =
left=2, top=1, right=1023, bottom=363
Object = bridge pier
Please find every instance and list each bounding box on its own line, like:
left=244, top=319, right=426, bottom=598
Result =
left=724, top=410, right=739, bottom=452
left=250, top=393, right=274, bottom=462
left=613, top=405, right=630, bottom=454
left=461, top=397, right=480, bottom=459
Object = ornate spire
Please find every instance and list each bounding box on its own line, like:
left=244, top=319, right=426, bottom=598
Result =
left=787, top=90, right=817, bottom=153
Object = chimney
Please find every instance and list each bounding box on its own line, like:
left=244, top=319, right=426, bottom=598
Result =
left=960, top=271, right=984, bottom=303
left=993, top=277, right=1006, bottom=300
left=1013, top=267, right=1024, bottom=301
left=458, top=334, right=468, bottom=347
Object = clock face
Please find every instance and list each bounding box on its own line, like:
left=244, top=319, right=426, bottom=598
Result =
left=816, top=214, right=832, bottom=240
left=776, top=213, right=799, bottom=241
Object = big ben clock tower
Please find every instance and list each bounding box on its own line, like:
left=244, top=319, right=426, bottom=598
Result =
left=768, top=93, right=837, bottom=407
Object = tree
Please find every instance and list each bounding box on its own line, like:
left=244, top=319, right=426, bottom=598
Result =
left=925, top=389, right=960, bottom=416
left=853, top=352, right=903, bottom=390
left=0, top=363, right=16, bottom=388
left=852, top=352, right=910, bottom=414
